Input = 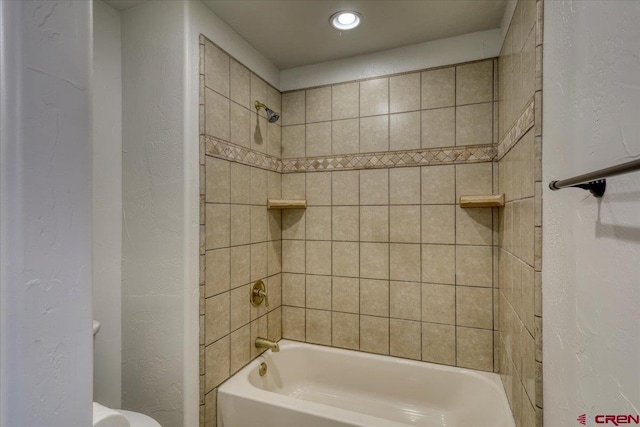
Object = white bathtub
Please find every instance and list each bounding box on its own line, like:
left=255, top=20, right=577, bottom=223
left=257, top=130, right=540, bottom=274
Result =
left=218, top=340, right=515, bottom=427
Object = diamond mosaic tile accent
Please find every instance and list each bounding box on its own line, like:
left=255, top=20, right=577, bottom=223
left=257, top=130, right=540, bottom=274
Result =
left=202, top=134, right=496, bottom=173
left=497, top=99, right=535, bottom=160
left=203, top=135, right=282, bottom=172
left=280, top=145, right=496, bottom=173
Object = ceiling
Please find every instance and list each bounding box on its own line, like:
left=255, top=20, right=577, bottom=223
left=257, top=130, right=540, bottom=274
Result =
left=103, top=0, right=508, bottom=70
left=202, top=0, right=508, bottom=70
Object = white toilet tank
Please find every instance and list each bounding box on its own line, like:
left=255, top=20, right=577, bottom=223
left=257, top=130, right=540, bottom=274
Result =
left=115, top=409, right=162, bottom=427
left=93, top=403, right=130, bottom=427
left=93, top=403, right=161, bottom=427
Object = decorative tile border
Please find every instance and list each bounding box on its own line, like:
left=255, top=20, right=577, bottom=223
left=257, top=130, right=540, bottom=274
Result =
left=497, top=99, right=535, bottom=160
left=203, top=134, right=496, bottom=173
left=281, top=144, right=496, bottom=172
left=203, top=135, right=282, bottom=172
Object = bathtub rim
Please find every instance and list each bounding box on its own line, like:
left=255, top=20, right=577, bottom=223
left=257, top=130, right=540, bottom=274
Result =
left=218, top=339, right=515, bottom=427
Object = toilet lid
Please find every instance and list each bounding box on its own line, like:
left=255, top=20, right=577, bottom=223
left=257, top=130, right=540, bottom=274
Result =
left=116, top=410, right=161, bottom=427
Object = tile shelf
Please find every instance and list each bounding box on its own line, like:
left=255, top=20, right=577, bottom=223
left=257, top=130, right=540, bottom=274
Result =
left=459, top=194, right=505, bottom=208
left=267, top=199, right=307, bottom=210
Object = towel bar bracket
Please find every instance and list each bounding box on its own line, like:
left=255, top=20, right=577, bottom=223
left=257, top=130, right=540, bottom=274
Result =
left=549, top=179, right=606, bottom=198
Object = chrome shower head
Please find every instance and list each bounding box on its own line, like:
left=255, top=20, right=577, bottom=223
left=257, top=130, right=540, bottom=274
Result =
left=255, top=101, right=280, bottom=123
left=265, top=108, right=280, bottom=123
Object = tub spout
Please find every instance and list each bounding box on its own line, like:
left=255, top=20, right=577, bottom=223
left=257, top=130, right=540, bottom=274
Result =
left=255, top=337, right=279, bottom=352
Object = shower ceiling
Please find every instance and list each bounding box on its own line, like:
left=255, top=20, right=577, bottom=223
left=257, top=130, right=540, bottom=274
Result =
left=202, top=0, right=508, bottom=69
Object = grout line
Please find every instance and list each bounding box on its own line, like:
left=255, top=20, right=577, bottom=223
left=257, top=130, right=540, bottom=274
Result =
left=329, top=178, right=335, bottom=345
left=328, top=87, right=334, bottom=157
left=419, top=152, right=423, bottom=361
left=226, top=98, right=233, bottom=380
left=453, top=65, right=458, bottom=367
left=387, top=167, right=391, bottom=355
left=387, top=78, right=391, bottom=154
left=357, top=169, right=361, bottom=351
left=302, top=172, right=307, bottom=343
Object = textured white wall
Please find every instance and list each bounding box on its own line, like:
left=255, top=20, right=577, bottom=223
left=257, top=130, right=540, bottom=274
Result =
left=121, top=1, right=185, bottom=425
left=93, top=0, right=123, bottom=409
left=117, top=2, right=280, bottom=425
left=0, top=1, right=93, bottom=425
left=543, top=1, right=640, bottom=425
left=279, top=28, right=502, bottom=91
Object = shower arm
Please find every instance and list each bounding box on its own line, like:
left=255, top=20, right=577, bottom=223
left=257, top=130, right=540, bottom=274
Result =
left=255, top=101, right=267, bottom=113
left=254, top=100, right=280, bottom=123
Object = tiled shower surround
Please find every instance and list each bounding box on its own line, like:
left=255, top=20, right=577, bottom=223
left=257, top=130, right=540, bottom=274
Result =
left=279, top=59, right=499, bottom=371
left=496, top=0, right=544, bottom=426
left=199, top=36, right=284, bottom=426
left=200, top=0, right=544, bottom=422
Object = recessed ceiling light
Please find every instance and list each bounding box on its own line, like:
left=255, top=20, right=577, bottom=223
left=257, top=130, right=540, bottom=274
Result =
left=330, top=11, right=361, bottom=30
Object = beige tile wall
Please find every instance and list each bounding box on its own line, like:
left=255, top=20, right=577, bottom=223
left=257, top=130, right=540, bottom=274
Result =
left=199, top=36, right=283, bottom=426
left=497, top=1, right=543, bottom=426
left=499, top=1, right=538, bottom=143
left=279, top=59, right=499, bottom=373
left=282, top=59, right=498, bottom=157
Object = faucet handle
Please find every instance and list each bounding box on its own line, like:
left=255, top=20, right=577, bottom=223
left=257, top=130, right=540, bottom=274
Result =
left=256, top=288, right=269, bottom=307
left=250, top=280, right=268, bottom=307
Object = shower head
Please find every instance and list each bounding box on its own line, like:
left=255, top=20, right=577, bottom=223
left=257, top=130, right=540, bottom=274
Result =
left=265, top=108, right=280, bottom=123
left=255, top=101, right=280, bottom=123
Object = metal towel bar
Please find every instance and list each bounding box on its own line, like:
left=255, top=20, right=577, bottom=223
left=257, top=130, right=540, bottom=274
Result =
left=549, top=158, right=640, bottom=197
